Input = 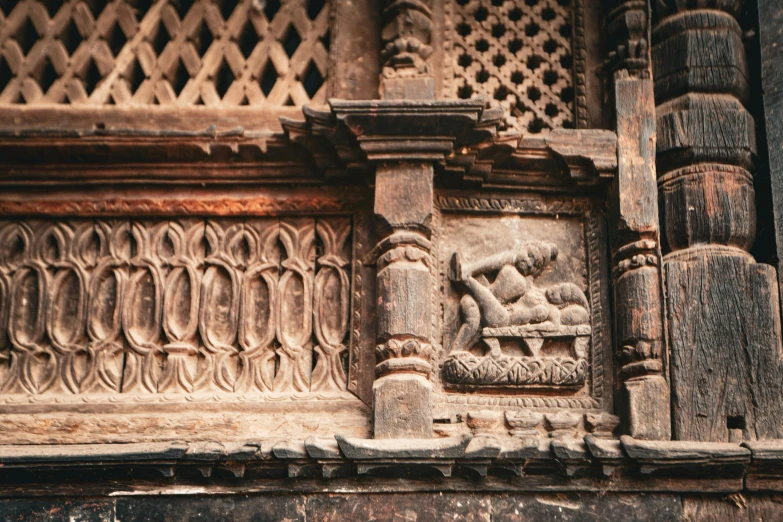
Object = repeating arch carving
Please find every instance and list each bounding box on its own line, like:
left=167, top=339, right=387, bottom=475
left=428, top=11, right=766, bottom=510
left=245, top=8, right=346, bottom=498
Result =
left=0, top=217, right=354, bottom=399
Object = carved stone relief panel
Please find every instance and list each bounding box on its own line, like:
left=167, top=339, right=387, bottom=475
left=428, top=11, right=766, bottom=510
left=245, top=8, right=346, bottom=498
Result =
left=434, top=193, right=611, bottom=414
left=0, top=215, right=361, bottom=403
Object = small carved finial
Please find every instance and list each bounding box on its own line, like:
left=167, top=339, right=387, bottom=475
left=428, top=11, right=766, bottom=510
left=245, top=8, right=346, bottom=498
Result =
left=505, top=410, right=543, bottom=438
left=585, top=412, right=621, bottom=439
left=545, top=412, right=582, bottom=440
left=466, top=410, right=502, bottom=437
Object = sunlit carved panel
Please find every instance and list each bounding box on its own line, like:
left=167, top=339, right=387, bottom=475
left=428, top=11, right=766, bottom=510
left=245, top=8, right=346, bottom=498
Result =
left=443, top=0, right=581, bottom=132
left=0, top=217, right=353, bottom=400
left=0, top=0, right=330, bottom=106
left=434, top=193, right=610, bottom=413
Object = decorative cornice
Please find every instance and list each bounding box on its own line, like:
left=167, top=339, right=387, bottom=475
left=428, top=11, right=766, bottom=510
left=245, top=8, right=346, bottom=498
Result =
left=0, top=435, right=772, bottom=491
left=282, top=98, right=504, bottom=166
left=443, top=130, right=617, bottom=189
left=281, top=101, right=616, bottom=189
left=0, top=104, right=615, bottom=192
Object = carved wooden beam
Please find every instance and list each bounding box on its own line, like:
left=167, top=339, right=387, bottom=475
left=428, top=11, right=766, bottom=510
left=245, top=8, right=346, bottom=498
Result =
left=653, top=0, right=783, bottom=442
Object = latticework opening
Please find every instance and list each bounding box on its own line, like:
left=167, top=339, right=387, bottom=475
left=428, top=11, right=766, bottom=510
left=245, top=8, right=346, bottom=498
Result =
left=0, top=0, right=330, bottom=107
left=445, top=0, right=576, bottom=133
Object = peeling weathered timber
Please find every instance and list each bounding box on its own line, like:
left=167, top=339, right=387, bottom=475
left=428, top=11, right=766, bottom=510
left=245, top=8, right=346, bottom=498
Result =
left=653, top=0, right=783, bottom=443
left=2, top=0, right=783, bottom=513
left=758, top=0, right=783, bottom=311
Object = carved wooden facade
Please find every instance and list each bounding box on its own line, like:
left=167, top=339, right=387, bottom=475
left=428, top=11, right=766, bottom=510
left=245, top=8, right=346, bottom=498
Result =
left=2, top=0, right=783, bottom=519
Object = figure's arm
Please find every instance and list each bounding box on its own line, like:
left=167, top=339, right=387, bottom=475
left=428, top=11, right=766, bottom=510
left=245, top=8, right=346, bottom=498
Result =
left=451, top=250, right=518, bottom=281
left=452, top=242, right=558, bottom=282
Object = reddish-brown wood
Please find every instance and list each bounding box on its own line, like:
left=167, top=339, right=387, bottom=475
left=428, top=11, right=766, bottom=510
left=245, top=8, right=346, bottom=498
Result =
left=1, top=0, right=783, bottom=515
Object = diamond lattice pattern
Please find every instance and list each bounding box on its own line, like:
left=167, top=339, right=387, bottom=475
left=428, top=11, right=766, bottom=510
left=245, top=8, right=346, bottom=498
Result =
left=0, top=0, right=330, bottom=106
left=447, top=0, right=575, bottom=133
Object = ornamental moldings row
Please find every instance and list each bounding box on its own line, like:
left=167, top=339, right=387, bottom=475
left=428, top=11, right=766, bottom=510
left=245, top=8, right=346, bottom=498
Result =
left=435, top=195, right=593, bottom=215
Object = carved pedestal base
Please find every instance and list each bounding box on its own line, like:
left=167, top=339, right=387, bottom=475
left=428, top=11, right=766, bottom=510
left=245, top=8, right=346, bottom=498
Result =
left=373, top=374, right=433, bottom=439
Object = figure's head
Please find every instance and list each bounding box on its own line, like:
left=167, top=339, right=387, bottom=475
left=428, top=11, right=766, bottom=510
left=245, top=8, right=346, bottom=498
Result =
left=514, top=242, right=558, bottom=276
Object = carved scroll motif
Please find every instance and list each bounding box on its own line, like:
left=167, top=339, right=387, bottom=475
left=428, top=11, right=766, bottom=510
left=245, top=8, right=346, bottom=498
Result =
left=0, top=218, right=353, bottom=399
left=122, top=221, right=165, bottom=394
left=235, top=220, right=280, bottom=393
left=158, top=220, right=205, bottom=394
left=443, top=241, right=591, bottom=389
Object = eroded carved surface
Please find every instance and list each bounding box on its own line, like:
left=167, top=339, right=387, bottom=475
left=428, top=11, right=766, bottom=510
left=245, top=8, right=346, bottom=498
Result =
left=0, top=217, right=353, bottom=400
left=436, top=194, right=610, bottom=412
left=444, top=242, right=591, bottom=388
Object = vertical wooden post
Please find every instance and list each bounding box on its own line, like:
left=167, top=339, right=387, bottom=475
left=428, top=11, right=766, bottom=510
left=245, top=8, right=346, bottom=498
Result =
left=607, top=0, right=671, bottom=440
left=371, top=0, right=436, bottom=439
left=653, top=0, right=783, bottom=442
left=373, top=163, right=435, bottom=438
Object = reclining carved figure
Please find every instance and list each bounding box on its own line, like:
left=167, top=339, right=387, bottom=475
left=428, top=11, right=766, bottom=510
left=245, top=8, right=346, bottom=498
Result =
left=450, top=241, right=590, bottom=355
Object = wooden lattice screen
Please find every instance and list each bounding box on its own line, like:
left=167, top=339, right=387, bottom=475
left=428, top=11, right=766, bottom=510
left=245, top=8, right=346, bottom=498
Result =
left=444, top=0, right=580, bottom=132
left=0, top=0, right=331, bottom=107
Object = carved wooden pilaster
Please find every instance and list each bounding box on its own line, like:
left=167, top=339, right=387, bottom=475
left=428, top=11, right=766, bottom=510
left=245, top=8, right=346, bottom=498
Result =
left=653, top=0, right=783, bottom=442
left=607, top=0, right=671, bottom=440
left=373, top=163, right=435, bottom=438
left=301, top=99, right=501, bottom=440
